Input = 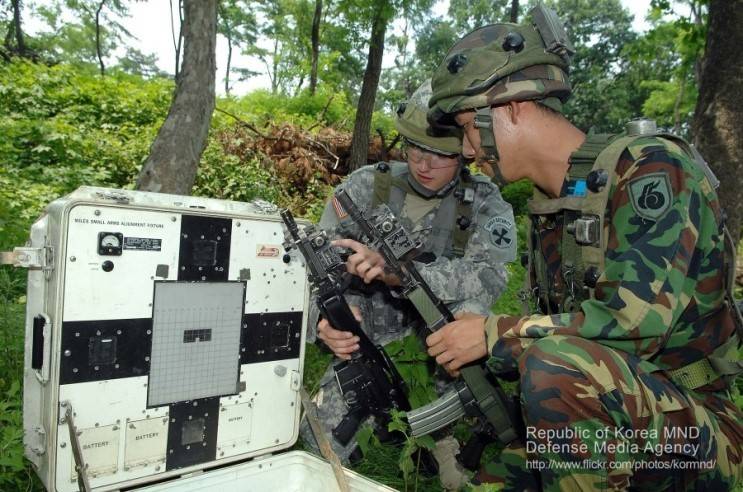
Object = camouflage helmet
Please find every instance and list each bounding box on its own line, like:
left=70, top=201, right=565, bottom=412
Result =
left=427, top=5, right=574, bottom=166
left=396, top=79, right=461, bottom=156
left=429, top=5, right=573, bottom=125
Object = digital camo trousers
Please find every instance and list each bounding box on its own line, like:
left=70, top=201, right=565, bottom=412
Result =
left=479, top=335, right=743, bottom=491
left=300, top=361, right=455, bottom=464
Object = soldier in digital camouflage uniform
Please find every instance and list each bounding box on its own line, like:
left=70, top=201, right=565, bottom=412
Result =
left=424, top=5, right=743, bottom=491
left=299, top=80, right=517, bottom=479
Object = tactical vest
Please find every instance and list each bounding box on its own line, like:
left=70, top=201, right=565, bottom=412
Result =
left=524, top=124, right=743, bottom=389
left=371, top=162, right=483, bottom=259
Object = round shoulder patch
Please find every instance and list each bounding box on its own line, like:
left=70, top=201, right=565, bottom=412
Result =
left=484, top=216, right=514, bottom=249
left=627, top=172, right=673, bottom=221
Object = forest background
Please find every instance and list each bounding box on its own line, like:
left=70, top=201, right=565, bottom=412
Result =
left=1, top=0, right=741, bottom=490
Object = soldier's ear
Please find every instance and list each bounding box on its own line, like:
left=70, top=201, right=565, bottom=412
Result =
left=507, top=101, right=525, bottom=125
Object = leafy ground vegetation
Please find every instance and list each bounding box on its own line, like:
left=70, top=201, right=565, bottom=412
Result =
left=0, top=59, right=741, bottom=491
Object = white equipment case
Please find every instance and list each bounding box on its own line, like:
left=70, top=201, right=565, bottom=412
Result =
left=17, top=186, right=394, bottom=491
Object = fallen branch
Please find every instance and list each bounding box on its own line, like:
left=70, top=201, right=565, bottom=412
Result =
left=307, top=94, right=336, bottom=132
left=215, top=107, right=268, bottom=138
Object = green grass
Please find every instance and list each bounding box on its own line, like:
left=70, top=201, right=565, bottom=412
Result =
left=0, top=271, right=45, bottom=492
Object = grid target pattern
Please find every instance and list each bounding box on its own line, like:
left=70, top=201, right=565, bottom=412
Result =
left=148, top=282, right=244, bottom=407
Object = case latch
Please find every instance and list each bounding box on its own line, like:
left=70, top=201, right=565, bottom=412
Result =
left=290, top=370, right=301, bottom=391
left=0, top=246, right=53, bottom=270
left=29, top=426, right=47, bottom=456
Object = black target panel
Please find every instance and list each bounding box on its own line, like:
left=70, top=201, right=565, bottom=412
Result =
left=178, top=215, right=232, bottom=281
left=240, top=312, right=303, bottom=364
left=59, top=318, right=152, bottom=384
left=165, top=397, right=220, bottom=471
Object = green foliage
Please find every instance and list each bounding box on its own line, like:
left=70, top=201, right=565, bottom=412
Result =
left=0, top=290, right=44, bottom=491
left=355, top=424, right=381, bottom=456
left=447, top=0, right=512, bottom=33
left=30, top=0, right=133, bottom=72
left=386, top=409, right=438, bottom=491
left=0, top=60, right=172, bottom=270
left=545, top=0, right=638, bottom=133
left=218, top=0, right=259, bottom=93
left=221, top=87, right=355, bottom=129
left=641, top=79, right=698, bottom=131
left=0, top=59, right=171, bottom=189
left=385, top=335, right=438, bottom=407
left=414, top=19, right=458, bottom=73
left=301, top=342, right=333, bottom=392
left=500, top=179, right=533, bottom=217
left=193, top=140, right=282, bottom=204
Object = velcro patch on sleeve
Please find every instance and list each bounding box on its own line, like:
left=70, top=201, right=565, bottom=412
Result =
left=627, top=172, right=673, bottom=221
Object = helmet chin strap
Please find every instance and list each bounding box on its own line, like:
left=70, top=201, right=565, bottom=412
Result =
left=474, top=106, right=506, bottom=186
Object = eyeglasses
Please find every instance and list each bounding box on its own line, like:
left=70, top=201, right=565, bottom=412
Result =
left=405, top=145, right=459, bottom=169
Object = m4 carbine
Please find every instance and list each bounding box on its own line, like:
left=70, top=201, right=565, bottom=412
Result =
left=280, top=209, right=410, bottom=447
left=334, top=189, right=523, bottom=469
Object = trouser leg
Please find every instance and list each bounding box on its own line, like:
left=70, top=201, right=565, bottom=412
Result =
left=299, top=364, right=366, bottom=463
left=481, top=335, right=742, bottom=491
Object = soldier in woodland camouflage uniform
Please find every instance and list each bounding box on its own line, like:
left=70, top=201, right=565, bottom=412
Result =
left=299, top=80, right=517, bottom=476
left=424, top=5, right=743, bottom=491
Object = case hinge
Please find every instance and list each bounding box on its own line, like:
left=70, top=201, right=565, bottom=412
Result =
left=0, top=246, right=53, bottom=270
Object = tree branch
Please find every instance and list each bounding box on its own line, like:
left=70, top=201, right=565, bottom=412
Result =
left=215, top=106, right=267, bottom=137
left=307, top=93, right=335, bottom=131
left=95, top=0, right=107, bottom=76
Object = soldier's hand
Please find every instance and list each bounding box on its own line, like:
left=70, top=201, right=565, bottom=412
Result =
left=425, top=312, right=487, bottom=377
left=317, top=305, right=362, bottom=360
left=333, top=238, right=398, bottom=285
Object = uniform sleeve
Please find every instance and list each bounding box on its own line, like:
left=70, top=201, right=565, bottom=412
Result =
left=485, top=145, right=707, bottom=373
left=416, top=182, right=516, bottom=316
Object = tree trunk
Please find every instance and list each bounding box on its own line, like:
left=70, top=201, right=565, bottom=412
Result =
left=271, top=37, right=279, bottom=94
left=136, top=0, right=217, bottom=195
left=509, top=0, right=519, bottom=23
left=170, top=0, right=184, bottom=79
left=309, top=0, right=322, bottom=95
left=692, top=0, right=743, bottom=244
left=11, top=0, right=25, bottom=55
left=348, top=5, right=386, bottom=171
left=95, top=0, right=106, bottom=76
left=219, top=2, right=233, bottom=95
left=225, top=32, right=233, bottom=95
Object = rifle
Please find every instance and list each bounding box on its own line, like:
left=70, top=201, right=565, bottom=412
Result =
left=333, top=189, right=523, bottom=469
left=280, top=209, right=411, bottom=447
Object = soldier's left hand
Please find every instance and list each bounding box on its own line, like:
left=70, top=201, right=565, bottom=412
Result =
left=333, top=238, right=399, bottom=285
left=425, top=312, right=488, bottom=377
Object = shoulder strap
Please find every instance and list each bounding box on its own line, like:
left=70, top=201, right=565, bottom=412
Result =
left=578, top=134, right=637, bottom=277
left=372, top=162, right=393, bottom=208
left=451, top=173, right=476, bottom=257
